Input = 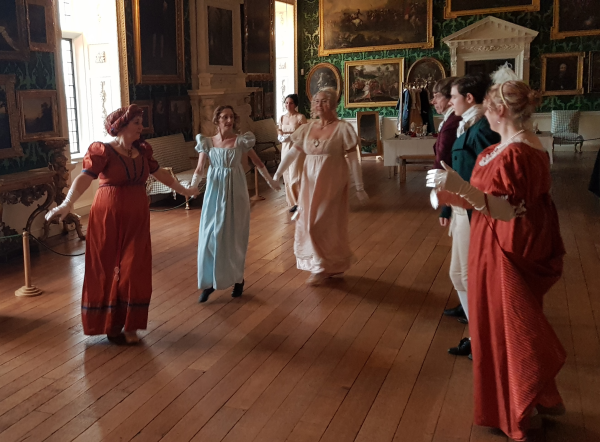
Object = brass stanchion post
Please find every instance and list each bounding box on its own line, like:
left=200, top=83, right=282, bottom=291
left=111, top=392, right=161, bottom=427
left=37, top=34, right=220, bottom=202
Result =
left=15, top=231, right=42, bottom=297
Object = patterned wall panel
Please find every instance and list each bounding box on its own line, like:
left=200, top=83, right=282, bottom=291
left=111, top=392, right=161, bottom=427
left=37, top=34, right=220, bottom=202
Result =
left=297, top=0, right=600, bottom=119
left=0, top=53, right=57, bottom=175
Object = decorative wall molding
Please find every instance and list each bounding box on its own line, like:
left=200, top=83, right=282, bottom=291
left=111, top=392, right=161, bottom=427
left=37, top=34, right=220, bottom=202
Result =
left=442, top=16, right=538, bottom=82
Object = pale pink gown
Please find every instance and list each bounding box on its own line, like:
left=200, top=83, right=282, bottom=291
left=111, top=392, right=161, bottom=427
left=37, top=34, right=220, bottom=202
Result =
left=280, top=113, right=307, bottom=206
left=289, top=120, right=358, bottom=273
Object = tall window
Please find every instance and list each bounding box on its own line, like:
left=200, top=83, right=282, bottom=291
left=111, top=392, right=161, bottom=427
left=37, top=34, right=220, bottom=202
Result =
left=275, top=1, right=296, bottom=122
left=61, top=38, right=80, bottom=154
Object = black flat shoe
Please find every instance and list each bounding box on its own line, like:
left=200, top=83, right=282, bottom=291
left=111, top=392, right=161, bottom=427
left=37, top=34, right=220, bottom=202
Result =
left=107, top=334, right=128, bottom=345
left=289, top=205, right=298, bottom=213
left=457, top=317, right=469, bottom=324
left=443, top=304, right=466, bottom=318
left=232, top=280, right=244, bottom=298
left=199, top=287, right=215, bottom=303
left=448, top=337, right=471, bottom=356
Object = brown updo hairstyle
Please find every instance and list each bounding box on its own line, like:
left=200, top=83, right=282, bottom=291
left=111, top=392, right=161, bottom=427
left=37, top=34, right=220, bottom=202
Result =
left=212, top=105, right=240, bottom=130
left=310, top=87, right=338, bottom=119
left=104, top=104, right=144, bottom=137
left=485, top=81, right=542, bottom=123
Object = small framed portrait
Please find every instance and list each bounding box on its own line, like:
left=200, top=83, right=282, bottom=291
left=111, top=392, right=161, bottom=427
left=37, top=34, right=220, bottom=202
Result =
left=0, top=75, right=23, bottom=159
left=167, top=96, right=191, bottom=131
left=17, top=89, right=59, bottom=141
left=589, top=51, right=600, bottom=94
left=264, top=92, right=274, bottom=118
left=132, top=0, right=186, bottom=84
left=357, top=111, right=381, bottom=157
left=133, top=100, right=154, bottom=134
left=306, top=63, right=342, bottom=103
left=541, top=53, right=584, bottom=96
left=26, top=0, right=56, bottom=52
left=251, top=89, right=264, bottom=119
left=345, top=58, right=403, bottom=108
left=444, top=0, right=540, bottom=19
left=0, top=0, right=29, bottom=60
left=153, top=97, right=169, bottom=133
left=552, top=0, right=600, bottom=39
left=406, top=57, right=446, bottom=95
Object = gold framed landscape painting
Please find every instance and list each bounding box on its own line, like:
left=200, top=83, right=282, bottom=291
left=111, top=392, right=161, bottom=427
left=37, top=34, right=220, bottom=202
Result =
left=319, top=0, right=433, bottom=56
left=552, top=0, right=600, bottom=39
left=344, top=58, right=403, bottom=108
left=541, top=52, right=584, bottom=96
left=444, top=0, right=539, bottom=18
left=17, top=89, right=60, bottom=141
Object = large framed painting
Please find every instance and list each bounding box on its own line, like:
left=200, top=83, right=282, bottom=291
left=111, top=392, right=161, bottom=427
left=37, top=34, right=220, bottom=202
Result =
left=541, top=53, right=584, bottom=96
left=306, top=63, right=342, bottom=103
left=26, top=0, right=56, bottom=52
left=0, top=0, right=29, bottom=60
left=357, top=111, right=381, bottom=157
left=168, top=96, right=191, bottom=131
left=0, top=75, right=23, bottom=159
left=133, top=100, right=154, bottom=135
left=132, top=0, right=185, bottom=84
left=406, top=57, right=445, bottom=95
left=207, top=6, right=234, bottom=67
left=589, top=51, right=600, bottom=94
left=17, top=90, right=60, bottom=141
left=244, top=0, right=274, bottom=80
left=319, top=0, right=433, bottom=56
left=552, top=0, right=600, bottom=39
left=444, top=0, right=539, bottom=19
left=345, top=58, right=403, bottom=108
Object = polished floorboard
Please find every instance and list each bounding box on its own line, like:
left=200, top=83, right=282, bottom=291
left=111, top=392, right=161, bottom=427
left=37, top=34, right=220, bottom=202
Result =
left=0, top=152, right=599, bottom=442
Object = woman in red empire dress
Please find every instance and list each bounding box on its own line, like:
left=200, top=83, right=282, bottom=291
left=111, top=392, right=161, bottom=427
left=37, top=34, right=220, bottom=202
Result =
left=427, top=79, right=566, bottom=441
left=46, top=105, right=198, bottom=344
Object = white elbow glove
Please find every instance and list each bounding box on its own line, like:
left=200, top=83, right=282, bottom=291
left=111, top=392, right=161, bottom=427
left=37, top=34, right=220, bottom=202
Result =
left=347, top=150, right=369, bottom=204
left=277, top=134, right=290, bottom=143
left=189, top=173, right=205, bottom=189
left=45, top=187, right=81, bottom=222
left=273, top=147, right=302, bottom=182
left=426, top=161, right=516, bottom=221
left=257, top=165, right=281, bottom=191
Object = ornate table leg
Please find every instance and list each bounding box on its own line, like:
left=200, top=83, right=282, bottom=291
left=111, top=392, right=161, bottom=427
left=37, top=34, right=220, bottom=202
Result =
left=26, top=183, right=56, bottom=234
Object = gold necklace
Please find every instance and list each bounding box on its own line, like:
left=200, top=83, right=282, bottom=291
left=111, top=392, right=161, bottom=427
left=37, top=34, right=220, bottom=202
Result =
left=318, top=118, right=337, bottom=129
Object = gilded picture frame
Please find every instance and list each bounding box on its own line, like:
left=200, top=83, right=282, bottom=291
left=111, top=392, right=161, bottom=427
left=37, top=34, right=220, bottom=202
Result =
left=551, top=0, right=600, bottom=39
left=244, top=0, right=275, bottom=81
left=17, top=89, right=60, bottom=141
left=356, top=111, right=381, bottom=157
left=444, top=0, right=540, bottom=19
left=26, top=0, right=56, bottom=53
left=541, top=52, right=584, bottom=96
left=406, top=57, right=446, bottom=95
left=0, top=0, right=30, bottom=61
left=0, top=75, right=23, bottom=159
left=344, top=58, right=403, bottom=108
left=132, top=0, right=186, bottom=84
left=589, top=51, right=600, bottom=94
left=116, top=0, right=130, bottom=106
left=133, top=100, right=154, bottom=135
left=306, top=63, right=342, bottom=103
left=319, top=0, right=433, bottom=56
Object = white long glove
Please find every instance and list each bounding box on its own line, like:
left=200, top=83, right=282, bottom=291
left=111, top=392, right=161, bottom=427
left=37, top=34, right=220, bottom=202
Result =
left=347, top=149, right=369, bottom=204
left=257, top=165, right=281, bottom=191
left=273, top=147, right=302, bottom=182
left=45, top=187, right=81, bottom=222
left=189, top=172, right=205, bottom=189
left=277, top=134, right=290, bottom=143
left=426, top=161, right=517, bottom=221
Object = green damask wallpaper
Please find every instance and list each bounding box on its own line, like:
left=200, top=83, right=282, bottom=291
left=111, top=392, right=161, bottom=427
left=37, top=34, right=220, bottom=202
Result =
left=0, top=53, right=57, bottom=176
left=297, top=0, right=600, bottom=118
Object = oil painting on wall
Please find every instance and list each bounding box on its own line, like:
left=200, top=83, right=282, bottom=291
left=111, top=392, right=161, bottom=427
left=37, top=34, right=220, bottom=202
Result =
left=0, top=0, right=29, bottom=60
left=0, top=75, right=22, bottom=159
left=345, top=59, right=403, bottom=108
left=319, top=0, right=433, bottom=56
left=552, top=0, right=600, bottom=39
left=444, top=0, right=539, bottom=18
left=541, top=53, right=584, bottom=96
left=306, top=63, right=342, bottom=102
left=17, top=90, right=59, bottom=141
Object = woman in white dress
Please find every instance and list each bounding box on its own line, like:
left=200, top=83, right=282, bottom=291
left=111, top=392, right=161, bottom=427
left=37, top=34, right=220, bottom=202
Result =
left=273, top=88, right=368, bottom=285
left=278, top=94, right=307, bottom=212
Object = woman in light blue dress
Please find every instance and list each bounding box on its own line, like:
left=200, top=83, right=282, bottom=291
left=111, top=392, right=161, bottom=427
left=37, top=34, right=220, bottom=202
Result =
left=190, top=105, right=280, bottom=302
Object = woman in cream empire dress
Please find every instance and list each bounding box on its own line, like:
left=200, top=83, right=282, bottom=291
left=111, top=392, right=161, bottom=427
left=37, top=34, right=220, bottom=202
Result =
left=274, top=89, right=368, bottom=285
left=278, top=94, right=307, bottom=210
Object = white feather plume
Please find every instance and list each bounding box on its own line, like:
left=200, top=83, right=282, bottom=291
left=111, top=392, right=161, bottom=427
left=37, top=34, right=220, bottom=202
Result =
left=491, top=62, right=519, bottom=85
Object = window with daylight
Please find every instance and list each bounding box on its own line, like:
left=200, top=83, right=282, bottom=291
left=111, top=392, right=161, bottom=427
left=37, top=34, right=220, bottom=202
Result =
left=61, top=38, right=80, bottom=154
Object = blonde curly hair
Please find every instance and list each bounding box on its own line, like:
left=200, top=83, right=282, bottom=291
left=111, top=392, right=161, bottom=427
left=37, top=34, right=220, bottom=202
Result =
left=310, top=88, right=338, bottom=119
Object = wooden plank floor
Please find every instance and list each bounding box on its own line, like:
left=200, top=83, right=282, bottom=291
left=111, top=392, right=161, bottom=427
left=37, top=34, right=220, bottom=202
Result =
left=1, top=153, right=599, bottom=442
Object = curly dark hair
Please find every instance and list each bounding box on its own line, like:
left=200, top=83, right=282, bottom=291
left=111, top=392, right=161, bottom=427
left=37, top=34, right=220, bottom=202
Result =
left=452, top=74, right=492, bottom=104
left=104, top=104, right=144, bottom=136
